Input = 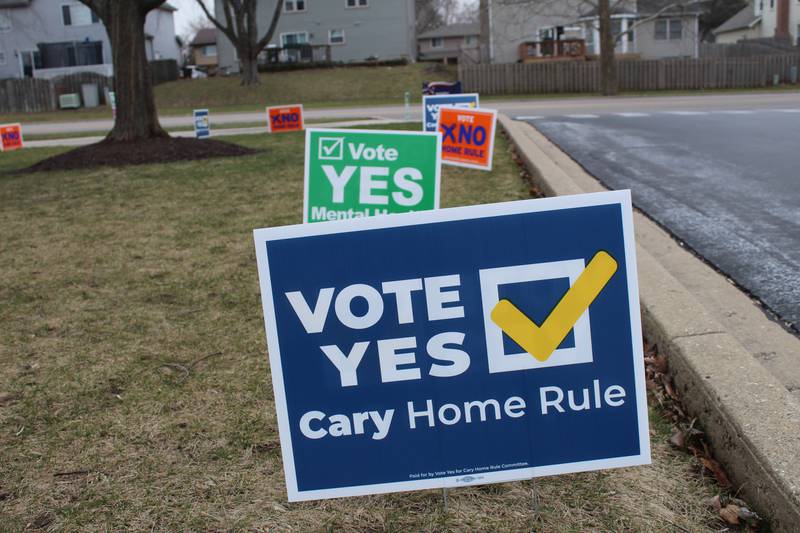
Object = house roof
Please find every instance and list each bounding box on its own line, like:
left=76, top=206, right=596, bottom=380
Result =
left=637, top=0, right=703, bottom=15
left=0, top=0, right=31, bottom=6
left=417, top=23, right=480, bottom=40
left=713, top=5, right=761, bottom=35
left=160, top=2, right=177, bottom=12
left=191, top=28, right=217, bottom=47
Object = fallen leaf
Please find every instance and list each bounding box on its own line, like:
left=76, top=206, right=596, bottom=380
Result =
left=664, top=379, right=679, bottom=400
left=702, top=457, right=732, bottom=488
left=719, top=504, right=740, bottom=525
left=738, top=506, right=760, bottom=522
left=707, top=494, right=721, bottom=511
left=669, top=430, right=686, bottom=448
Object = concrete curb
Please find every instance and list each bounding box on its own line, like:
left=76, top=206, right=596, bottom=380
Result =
left=499, top=113, right=800, bottom=532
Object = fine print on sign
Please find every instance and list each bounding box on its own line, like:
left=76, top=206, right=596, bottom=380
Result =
left=194, top=109, right=210, bottom=139
left=0, top=123, right=24, bottom=152
left=437, top=106, right=497, bottom=171
left=254, top=190, right=650, bottom=502
left=267, top=104, right=305, bottom=133
left=303, top=128, right=441, bottom=224
left=422, top=93, right=479, bottom=132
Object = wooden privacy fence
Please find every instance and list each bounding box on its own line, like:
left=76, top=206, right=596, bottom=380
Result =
left=0, top=59, right=172, bottom=114
left=0, top=78, right=56, bottom=114
left=459, top=54, right=800, bottom=95
left=51, top=72, right=114, bottom=103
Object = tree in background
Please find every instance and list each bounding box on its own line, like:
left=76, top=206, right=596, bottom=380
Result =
left=416, top=0, right=444, bottom=33
left=699, top=0, right=748, bottom=40
left=439, top=0, right=479, bottom=24
left=417, top=0, right=478, bottom=32
left=194, top=0, right=283, bottom=86
left=77, top=0, right=168, bottom=141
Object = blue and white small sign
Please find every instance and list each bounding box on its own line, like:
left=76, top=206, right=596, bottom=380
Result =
left=422, top=93, right=479, bottom=132
left=254, top=190, right=650, bottom=501
left=194, top=108, right=210, bottom=139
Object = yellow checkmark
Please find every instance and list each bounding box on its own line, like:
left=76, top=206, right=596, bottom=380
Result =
left=490, top=251, right=618, bottom=362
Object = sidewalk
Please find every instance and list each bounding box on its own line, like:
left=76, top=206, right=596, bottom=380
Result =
left=24, top=118, right=406, bottom=149
left=500, top=114, right=800, bottom=532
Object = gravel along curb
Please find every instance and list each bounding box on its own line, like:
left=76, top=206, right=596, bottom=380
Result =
left=499, top=113, right=800, bottom=532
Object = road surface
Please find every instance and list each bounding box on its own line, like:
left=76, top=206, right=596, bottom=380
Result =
left=21, top=91, right=800, bottom=135
left=520, top=105, right=800, bottom=331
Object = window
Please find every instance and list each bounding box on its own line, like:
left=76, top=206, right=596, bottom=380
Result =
left=669, top=18, right=683, bottom=40
left=655, top=19, right=682, bottom=40
left=284, top=0, right=306, bottom=13
left=464, top=35, right=477, bottom=45
left=346, top=0, right=368, bottom=7
left=37, top=41, right=104, bottom=68
left=0, top=13, right=11, bottom=32
left=281, top=32, right=309, bottom=46
left=655, top=19, right=667, bottom=40
left=430, top=37, right=443, bottom=48
left=62, top=4, right=99, bottom=26
left=203, top=45, right=217, bottom=57
left=329, top=29, right=345, bottom=45
left=0, top=48, right=6, bottom=66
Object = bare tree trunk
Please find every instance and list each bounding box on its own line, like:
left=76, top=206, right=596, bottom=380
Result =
left=241, top=54, right=260, bottom=85
left=598, top=0, right=618, bottom=96
left=479, top=0, right=491, bottom=63
left=103, top=1, right=167, bottom=141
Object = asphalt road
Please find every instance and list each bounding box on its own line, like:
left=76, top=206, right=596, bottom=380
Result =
left=521, top=106, right=800, bottom=331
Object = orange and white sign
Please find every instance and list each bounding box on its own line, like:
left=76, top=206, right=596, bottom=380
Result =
left=267, top=104, right=305, bottom=133
left=0, top=123, right=24, bottom=152
left=437, top=107, right=497, bottom=171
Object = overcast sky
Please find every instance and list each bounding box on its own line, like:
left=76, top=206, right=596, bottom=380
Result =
left=171, top=0, right=212, bottom=38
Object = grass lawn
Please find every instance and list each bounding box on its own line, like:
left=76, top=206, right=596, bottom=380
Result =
left=3, top=61, right=795, bottom=126
left=0, top=125, right=722, bottom=531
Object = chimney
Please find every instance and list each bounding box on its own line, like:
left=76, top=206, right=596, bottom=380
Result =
left=775, top=0, right=790, bottom=40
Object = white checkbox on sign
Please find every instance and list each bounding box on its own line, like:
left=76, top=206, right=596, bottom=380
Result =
left=319, top=137, right=344, bottom=161
left=478, top=259, right=594, bottom=374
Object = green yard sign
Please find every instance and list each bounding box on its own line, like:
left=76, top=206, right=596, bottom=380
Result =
left=304, top=128, right=441, bottom=223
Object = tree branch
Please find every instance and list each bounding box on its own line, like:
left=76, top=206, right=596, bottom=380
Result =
left=193, top=0, right=239, bottom=45
left=256, top=0, right=284, bottom=51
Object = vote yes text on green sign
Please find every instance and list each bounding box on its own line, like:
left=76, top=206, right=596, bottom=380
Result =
left=304, top=128, right=441, bottom=223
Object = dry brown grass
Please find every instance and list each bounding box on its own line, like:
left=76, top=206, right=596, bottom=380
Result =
left=0, top=126, right=722, bottom=531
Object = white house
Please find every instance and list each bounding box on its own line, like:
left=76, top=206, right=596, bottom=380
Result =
left=0, top=0, right=181, bottom=80
left=714, top=0, right=800, bottom=45
left=487, top=0, right=702, bottom=63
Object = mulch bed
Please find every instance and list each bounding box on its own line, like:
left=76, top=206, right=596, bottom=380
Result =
left=22, top=137, right=257, bottom=173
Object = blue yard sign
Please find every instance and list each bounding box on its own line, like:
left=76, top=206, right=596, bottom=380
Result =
left=194, top=109, right=210, bottom=139
left=254, top=190, right=650, bottom=501
left=422, top=93, right=480, bottom=132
